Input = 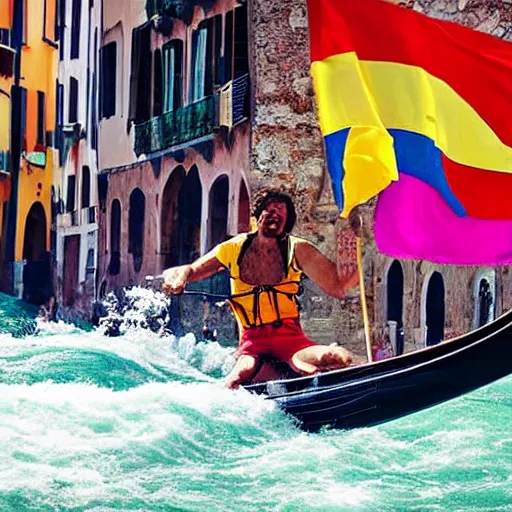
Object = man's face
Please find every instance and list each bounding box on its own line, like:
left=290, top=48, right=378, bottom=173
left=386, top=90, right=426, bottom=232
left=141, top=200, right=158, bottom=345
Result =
left=257, top=201, right=288, bottom=238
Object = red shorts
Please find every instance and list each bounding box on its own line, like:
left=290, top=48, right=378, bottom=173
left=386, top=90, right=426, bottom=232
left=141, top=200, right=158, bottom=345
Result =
left=237, top=318, right=317, bottom=362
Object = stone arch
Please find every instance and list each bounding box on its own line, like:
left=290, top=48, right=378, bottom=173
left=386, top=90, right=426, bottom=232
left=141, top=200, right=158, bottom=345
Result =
left=128, top=188, right=146, bottom=273
left=386, top=259, right=404, bottom=355
left=424, top=271, right=445, bottom=346
left=208, top=174, right=229, bottom=251
left=238, top=178, right=250, bottom=233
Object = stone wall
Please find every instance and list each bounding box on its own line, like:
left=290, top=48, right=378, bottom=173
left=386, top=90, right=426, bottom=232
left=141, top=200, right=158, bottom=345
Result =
left=249, top=0, right=512, bottom=359
left=249, top=0, right=367, bottom=353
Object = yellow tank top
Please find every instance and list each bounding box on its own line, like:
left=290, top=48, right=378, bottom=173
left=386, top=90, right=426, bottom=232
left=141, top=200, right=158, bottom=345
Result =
left=214, top=233, right=304, bottom=330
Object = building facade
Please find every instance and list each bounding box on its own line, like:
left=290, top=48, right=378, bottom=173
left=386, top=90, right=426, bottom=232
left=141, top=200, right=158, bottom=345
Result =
left=53, top=0, right=101, bottom=319
left=1, top=0, right=58, bottom=305
left=96, top=0, right=251, bottom=312
left=81, top=0, right=512, bottom=350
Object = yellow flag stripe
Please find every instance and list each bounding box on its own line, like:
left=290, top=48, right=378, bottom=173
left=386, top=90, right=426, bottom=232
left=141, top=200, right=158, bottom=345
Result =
left=312, top=52, right=512, bottom=173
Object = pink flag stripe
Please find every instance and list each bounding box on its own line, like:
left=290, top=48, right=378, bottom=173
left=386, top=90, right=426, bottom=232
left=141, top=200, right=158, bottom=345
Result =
left=374, top=174, right=512, bottom=266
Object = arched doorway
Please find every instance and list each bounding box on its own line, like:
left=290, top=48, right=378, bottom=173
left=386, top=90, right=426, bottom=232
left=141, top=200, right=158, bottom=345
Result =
left=387, top=260, right=404, bottom=355
left=208, top=175, right=229, bottom=250
left=161, top=166, right=186, bottom=268
left=176, top=166, right=202, bottom=265
left=426, top=271, right=445, bottom=346
left=23, top=202, right=47, bottom=262
left=128, top=188, right=146, bottom=273
left=238, top=179, right=250, bottom=233
left=161, top=166, right=202, bottom=268
left=22, top=202, right=51, bottom=305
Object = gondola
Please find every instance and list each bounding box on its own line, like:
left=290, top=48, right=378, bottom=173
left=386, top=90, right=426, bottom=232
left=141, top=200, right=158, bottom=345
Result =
left=243, top=310, right=512, bottom=431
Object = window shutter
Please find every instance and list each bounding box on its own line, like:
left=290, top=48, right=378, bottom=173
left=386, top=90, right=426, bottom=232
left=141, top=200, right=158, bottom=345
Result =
left=128, top=27, right=141, bottom=124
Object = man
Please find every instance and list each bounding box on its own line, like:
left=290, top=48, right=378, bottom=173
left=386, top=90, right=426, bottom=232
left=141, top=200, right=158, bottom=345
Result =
left=162, top=189, right=361, bottom=389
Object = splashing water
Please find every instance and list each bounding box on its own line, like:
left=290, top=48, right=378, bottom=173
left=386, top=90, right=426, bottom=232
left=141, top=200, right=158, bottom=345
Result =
left=0, top=288, right=511, bottom=511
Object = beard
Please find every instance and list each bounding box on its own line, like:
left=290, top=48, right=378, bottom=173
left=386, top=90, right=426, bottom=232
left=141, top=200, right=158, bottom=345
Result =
left=261, top=227, right=282, bottom=238
left=261, top=221, right=285, bottom=238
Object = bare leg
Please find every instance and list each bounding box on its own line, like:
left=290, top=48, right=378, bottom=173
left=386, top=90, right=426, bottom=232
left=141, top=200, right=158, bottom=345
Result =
left=225, top=355, right=259, bottom=389
left=288, top=345, right=353, bottom=375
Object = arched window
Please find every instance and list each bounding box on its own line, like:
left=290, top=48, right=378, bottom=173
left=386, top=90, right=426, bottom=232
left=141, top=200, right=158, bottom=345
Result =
left=109, top=199, right=121, bottom=275
left=208, top=175, right=229, bottom=250
left=477, top=279, right=493, bottom=328
left=425, top=271, right=445, bottom=346
left=386, top=260, right=404, bottom=355
left=472, top=268, right=496, bottom=329
left=238, top=179, right=250, bottom=233
left=128, top=188, right=145, bottom=273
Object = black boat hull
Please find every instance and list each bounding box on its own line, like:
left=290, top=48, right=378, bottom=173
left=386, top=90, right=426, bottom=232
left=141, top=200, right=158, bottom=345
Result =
left=243, top=310, right=512, bottom=431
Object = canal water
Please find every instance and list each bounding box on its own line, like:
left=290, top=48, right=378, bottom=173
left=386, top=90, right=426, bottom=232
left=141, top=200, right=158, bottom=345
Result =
left=0, top=289, right=511, bottom=511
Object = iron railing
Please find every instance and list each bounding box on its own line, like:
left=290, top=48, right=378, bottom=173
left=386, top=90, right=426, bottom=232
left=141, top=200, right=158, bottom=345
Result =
left=134, top=94, right=217, bottom=156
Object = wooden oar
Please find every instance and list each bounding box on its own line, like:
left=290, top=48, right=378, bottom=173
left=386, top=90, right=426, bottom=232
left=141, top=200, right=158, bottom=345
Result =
left=145, top=275, right=230, bottom=300
left=356, top=233, right=373, bottom=363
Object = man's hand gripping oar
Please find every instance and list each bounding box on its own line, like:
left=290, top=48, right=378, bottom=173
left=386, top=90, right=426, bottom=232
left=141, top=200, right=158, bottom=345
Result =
left=145, top=274, right=230, bottom=301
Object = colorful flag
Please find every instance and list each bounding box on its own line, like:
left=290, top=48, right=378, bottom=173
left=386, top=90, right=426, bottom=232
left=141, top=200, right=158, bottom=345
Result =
left=307, top=0, right=512, bottom=264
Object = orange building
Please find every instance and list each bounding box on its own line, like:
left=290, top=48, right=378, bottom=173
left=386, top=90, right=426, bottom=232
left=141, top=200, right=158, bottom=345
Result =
left=2, top=0, right=58, bottom=303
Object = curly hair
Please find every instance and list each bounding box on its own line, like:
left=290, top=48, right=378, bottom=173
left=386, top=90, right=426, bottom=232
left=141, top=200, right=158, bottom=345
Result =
left=251, top=188, right=297, bottom=235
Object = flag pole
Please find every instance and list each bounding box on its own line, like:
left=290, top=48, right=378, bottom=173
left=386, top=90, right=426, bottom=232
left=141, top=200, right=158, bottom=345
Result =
left=355, top=223, right=373, bottom=363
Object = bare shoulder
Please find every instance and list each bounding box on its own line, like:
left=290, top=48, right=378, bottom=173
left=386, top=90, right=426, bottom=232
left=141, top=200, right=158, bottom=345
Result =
left=294, top=238, right=315, bottom=254
left=293, top=238, right=324, bottom=266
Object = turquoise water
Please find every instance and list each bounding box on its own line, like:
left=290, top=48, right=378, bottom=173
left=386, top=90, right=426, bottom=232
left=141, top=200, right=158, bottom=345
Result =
left=0, top=318, right=511, bottom=511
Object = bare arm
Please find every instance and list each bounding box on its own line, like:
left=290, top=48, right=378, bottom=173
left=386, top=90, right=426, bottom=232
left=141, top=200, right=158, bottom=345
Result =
left=162, top=249, right=225, bottom=294
left=294, top=240, right=358, bottom=299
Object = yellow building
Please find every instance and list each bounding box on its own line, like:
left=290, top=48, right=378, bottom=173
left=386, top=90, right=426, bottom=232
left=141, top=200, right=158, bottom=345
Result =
left=4, top=0, right=57, bottom=302
left=16, top=0, right=57, bottom=257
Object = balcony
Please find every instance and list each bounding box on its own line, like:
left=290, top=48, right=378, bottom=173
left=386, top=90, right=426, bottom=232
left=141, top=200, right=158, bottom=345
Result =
left=0, top=43, right=15, bottom=79
left=57, top=211, right=76, bottom=229
left=57, top=207, right=97, bottom=229
left=134, top=74, right=250, bottom=157
left=134, top=94, right=217, bottom=157
left=79, top=206, right=98, bottom=225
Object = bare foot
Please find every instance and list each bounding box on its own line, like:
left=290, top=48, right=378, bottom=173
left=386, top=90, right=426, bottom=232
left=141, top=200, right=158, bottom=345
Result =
left=225, top=377, right=241, bottom=390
